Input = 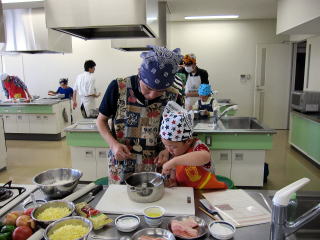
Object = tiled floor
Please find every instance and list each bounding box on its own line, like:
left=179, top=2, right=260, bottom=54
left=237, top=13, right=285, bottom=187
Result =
left=0, top=130, right=319, bottom=191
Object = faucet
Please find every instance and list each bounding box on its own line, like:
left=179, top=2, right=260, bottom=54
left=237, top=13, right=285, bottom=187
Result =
left=212, top=105, right=238, bottom=126
left=270, top=178, right=320, bottom=240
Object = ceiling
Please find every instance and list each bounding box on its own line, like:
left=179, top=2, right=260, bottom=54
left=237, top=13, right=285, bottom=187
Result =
left=166, top=0, right=277, bottom=21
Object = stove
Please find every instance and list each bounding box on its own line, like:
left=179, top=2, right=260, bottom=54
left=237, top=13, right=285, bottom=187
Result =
left=0, top=181, right=37, bottom=217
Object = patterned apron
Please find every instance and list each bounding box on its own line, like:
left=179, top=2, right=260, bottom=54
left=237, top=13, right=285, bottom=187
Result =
left=108, top=77, right=178, bottom=184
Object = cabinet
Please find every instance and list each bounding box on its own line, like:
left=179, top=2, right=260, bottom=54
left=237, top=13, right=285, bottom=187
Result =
left=71, top=147, right=109, bottom=181
left=213, top=149, right=265, bottom=187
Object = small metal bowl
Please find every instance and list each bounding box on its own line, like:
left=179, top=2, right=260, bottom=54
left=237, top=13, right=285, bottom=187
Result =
left=168, top=216, right=207, bottom=240
left=31, top=200, right=75, bottom=228
left=44, top=216, right=93, bottom=240
left=33, top=168, right=82, bottom=199
left=132, top=228, right=176, bottom=240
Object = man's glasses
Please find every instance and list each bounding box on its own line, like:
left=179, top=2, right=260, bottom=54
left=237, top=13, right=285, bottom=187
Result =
left=183, top=62, right=193, bottom=66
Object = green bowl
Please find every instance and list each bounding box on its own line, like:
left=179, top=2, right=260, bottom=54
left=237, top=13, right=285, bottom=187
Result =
left=217, top=175, right=235, bottom=189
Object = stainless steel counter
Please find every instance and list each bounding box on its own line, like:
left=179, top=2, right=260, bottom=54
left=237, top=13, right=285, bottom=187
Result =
left=194, top=117, right=276, bottom=134
left=0, top=98, right=68, bottom=106
left=65, top=119, right=97, bottom=132
left=291, top=110, right=320, bottom=124
left=2, top=185, right=319, bottom=240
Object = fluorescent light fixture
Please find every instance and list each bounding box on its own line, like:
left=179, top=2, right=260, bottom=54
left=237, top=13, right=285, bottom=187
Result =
left=185, top=15, right=239, bottom=20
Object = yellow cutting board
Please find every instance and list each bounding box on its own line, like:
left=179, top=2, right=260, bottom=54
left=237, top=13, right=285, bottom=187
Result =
left=95, top=184, right=195, bottom=216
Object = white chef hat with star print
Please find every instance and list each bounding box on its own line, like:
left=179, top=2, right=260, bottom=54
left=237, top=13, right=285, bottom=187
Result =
left=160, top=101, right=194, bottom=141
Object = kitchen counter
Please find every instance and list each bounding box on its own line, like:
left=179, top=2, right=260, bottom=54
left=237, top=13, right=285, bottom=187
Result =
left=291, top=110, right=320, bottom=124
left=289, top=111, right=320, bottom=165
left=0, top=98, right=68, bottom=106
left=0, top=98, right=72, bottom=140
left=3, top=185, right=319, bottom=240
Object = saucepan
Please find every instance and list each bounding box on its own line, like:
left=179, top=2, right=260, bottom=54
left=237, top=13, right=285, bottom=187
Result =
left=125, top=172, right=165, bottom=203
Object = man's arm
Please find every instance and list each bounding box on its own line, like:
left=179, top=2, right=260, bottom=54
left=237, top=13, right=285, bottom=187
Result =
left=72, top=90, right=77, bottom=109
left=96, top=113, right=131, bottom=160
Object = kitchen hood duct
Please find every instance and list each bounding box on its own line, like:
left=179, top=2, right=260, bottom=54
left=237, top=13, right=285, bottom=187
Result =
left=45, top=0, right=159, bottom=40
left=0, top=0, right=5, bottom=43
left=111, top=1, right=167, bottom=52
left=1, top=7, right=72, bottom=54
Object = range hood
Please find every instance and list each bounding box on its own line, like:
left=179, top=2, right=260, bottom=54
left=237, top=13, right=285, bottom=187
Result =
left=1, top=7, right=72, bottom=54
left=111, top=1, right=167, bottom=51
left=45, top=0, right=159, bottom=40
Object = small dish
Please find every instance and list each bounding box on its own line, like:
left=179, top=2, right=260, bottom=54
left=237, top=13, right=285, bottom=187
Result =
left=115, top=214, right=140, bottom=232
left=168, top=215, right=207, bottom=239
left=132, top=228, right=176, bottom=240
left=143, top=206, right=165, bottom=227
left=208, top=221, right=236, bottom=240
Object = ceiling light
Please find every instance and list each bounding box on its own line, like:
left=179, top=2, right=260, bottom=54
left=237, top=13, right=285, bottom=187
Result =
left=185, top=15, right=239, bottom=20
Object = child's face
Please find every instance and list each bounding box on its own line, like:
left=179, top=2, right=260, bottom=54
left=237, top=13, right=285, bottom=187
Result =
left=161, top=138, right=191, bottom=157
left=200, top=95, right=209, bottom=101
left=60, top=82, right=68, bottom=88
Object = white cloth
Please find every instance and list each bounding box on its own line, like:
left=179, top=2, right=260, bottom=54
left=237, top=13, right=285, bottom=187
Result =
left=74, top=71, right=97, bottom=116
left=185, top=74, right=201, bottom=109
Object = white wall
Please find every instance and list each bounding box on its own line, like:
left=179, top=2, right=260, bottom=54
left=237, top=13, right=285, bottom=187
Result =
left=0, top=19, right=288, bottom=117
left=277, top=0, right=320, bottom=34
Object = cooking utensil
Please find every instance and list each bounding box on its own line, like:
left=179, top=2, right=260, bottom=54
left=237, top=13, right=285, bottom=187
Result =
left=33, top=168, right=82, bottom=199
left=198, top=206, right=219, bottom=221
left=44, top=216, right=92, bottom=240
left=132, top=228, right=175, bottom=240
left=31, top=200, right=75, bottom=228
left=168, top=215, right=207, bottom=240
left=125, top=172, right=165, bottom=203
left=200, top=198, right=224, bottom=220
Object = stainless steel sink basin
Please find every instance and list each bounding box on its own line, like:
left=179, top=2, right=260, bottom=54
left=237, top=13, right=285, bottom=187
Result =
left=220, top=117, right=264, bottom=130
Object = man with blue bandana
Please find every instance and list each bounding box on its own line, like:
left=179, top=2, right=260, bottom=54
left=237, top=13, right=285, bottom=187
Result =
left=97, top=45, right=183, bottom=184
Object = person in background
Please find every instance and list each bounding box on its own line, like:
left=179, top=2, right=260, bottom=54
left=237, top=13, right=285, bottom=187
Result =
left=0, top=73, right=32, bottom=100
left=73, top=60, right=101, bottom=118
left=48, top=78, right=74, bottom=99
left=97, top=45, right=182, bottom=184
left=193, top=84, right=218, bottom=117
left=178, top=54, right=209, bottom=110
left=158, top=101, right=227, bottom=189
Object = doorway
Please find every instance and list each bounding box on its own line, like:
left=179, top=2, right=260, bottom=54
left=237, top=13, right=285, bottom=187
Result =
left=253, top=43, right=292, bottom=129
left=292, top=41, right=306, bottom=92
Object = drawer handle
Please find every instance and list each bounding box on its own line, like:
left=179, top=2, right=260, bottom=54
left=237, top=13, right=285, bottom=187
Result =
left=220, top=153, right=229, bottom=160
left=85, top=151, right=94, bottom=158
left=205, top=136, right=212, bottom=146
left=235, top=153, right=244, bottom=160
left=99, top=151, right=107, bottom=158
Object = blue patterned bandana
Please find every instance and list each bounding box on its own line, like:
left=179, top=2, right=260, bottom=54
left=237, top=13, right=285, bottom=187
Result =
left=198, top=84, right=212, bottom=96
left=139, top=45, right=182, bottom=90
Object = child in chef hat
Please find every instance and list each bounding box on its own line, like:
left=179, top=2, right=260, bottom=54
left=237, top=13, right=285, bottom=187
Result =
left=157, top=101, right=227, bottom=189
left=193, top=84, right=219, bottom=117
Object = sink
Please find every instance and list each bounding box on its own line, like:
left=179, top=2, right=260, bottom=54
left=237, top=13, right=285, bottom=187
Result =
left=220, top=117, right=264, bottom=130
left=268, top=194, right=320, bottom=240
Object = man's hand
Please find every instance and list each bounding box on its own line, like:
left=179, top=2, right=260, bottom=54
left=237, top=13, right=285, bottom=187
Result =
left=111, top=142, right=132, bottom=161
left=73, top=101, right=77, bottom=109
left=154, top=149, right=170, bottom=166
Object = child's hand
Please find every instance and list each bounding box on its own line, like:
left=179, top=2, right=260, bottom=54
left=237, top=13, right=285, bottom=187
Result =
left=161, top=159, right=176, bottom=175
left=154, top=149, right=170, bottom=166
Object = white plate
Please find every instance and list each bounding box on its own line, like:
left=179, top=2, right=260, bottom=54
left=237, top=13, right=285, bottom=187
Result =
left=167, top=215, right=207, bottom=239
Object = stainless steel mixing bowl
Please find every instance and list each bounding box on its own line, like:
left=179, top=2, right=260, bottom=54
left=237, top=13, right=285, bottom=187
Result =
left=125, top=172, right=165, bottom=203
left=31, top=200, right=75, bottom=227
left=33, top=168, right=82, bottom=199
left=44, top=216, right=93, bottom=240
